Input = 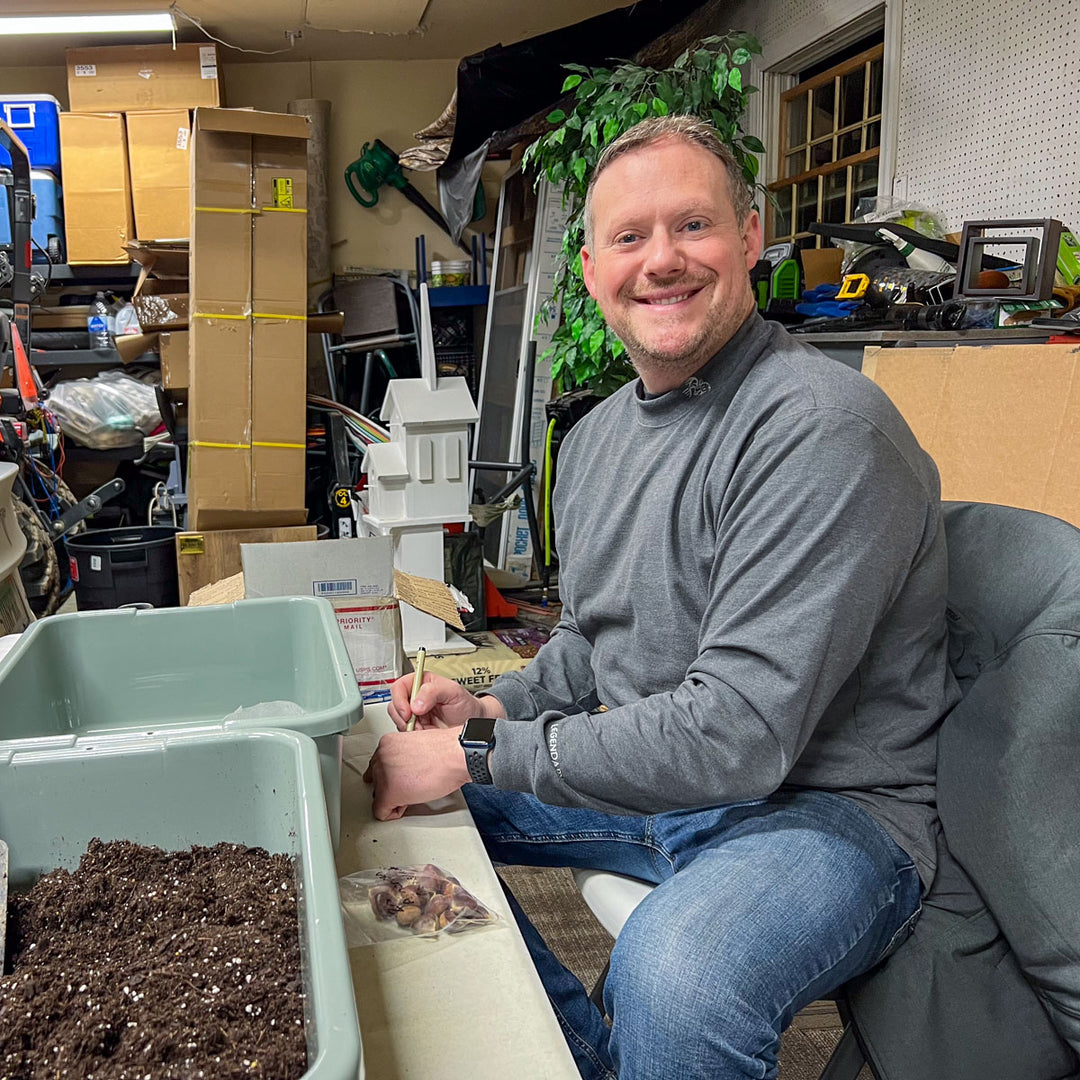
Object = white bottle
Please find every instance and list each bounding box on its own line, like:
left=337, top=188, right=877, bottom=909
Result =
left=87, top=291, right=111, bottom=352
left=876, top=228, right=955, bottom=274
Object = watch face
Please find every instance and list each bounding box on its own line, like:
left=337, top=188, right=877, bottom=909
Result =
left=461, top=716, right=497, bottom=745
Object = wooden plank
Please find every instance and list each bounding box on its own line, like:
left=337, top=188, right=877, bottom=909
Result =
left=175, top=525, right=317, bottom=605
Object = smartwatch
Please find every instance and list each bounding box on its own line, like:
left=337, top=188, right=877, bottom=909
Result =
left=459, top=716, right=497, bottom=785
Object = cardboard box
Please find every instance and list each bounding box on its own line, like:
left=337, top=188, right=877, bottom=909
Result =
left=131, top=280, right=189, bottom=332
left=175, top=523, right=314, bottom=604
left=242, top=537, right=403, bottom=700
left=160, top=330, right=189, bottom=390
left=67, top=44, right=221, bottom=113
left=57, top=112, right=134, bottom=264
left=126, top=109, right=192, bottom=241
left=188, top=108, right=309, bottom=530
left=863, top=343, right=1080, bottom=528
left=424, top=630, right=531, bottom=692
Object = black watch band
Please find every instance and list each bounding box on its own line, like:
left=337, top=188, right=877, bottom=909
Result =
left=459, top=717, right=496, bottom=785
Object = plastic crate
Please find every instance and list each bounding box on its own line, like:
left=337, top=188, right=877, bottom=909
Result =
left=0, top=597, right=363, bottom=849
left=0, top=726, right=363, bottom=1080
left=0, top=168, right=64, bottom=262
left=0, top=95, right=62, bottom=173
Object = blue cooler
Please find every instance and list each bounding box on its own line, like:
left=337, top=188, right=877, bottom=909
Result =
left=0, top=95, right=62, bottom=173
left=0, top=168, right=64, bottom=262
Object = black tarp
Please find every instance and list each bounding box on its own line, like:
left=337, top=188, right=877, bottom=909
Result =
left=443, top=0, right=707, bottom=168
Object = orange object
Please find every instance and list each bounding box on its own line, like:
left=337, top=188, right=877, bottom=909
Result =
left=10, top=323, right=39, bottom=409
left=484, top=573, right=518, bottom=618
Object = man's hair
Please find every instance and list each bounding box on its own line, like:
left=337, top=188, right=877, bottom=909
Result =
left=582, top=115, right=754, bottom=249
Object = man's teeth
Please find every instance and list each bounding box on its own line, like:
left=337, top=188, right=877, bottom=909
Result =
left=650, top=293, right=691, bottom=305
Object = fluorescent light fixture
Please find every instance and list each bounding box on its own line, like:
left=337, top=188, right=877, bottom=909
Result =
left=0, top=12, right=176, bottom=35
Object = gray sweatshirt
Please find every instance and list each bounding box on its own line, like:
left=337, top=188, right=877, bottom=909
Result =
left=488, top=313, right=959, bottom=887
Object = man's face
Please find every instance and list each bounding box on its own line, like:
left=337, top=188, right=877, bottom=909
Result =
left=581, top=138, right=762, bottom=382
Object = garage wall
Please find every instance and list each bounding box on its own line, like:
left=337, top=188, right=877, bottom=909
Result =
left=0, top=58, right=503, bottom=274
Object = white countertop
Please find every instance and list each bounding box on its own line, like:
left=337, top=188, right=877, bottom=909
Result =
left=336, top=705, right=579, bottom=1080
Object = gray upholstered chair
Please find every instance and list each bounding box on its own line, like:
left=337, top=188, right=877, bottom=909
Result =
left=574, top=501, right=1080, bottom=1079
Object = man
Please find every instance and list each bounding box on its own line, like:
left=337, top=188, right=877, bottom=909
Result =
left=365, top=115, right=958, bottom=1080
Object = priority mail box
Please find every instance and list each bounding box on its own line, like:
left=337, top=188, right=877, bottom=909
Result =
left=242, top=537, right=402, bottom=701
left=187, top=107, right=309, bottom=530
left=67, top=44, right=221, bottom=113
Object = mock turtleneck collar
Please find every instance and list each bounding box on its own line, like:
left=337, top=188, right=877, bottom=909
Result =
left=630, top=312, right=770, bottom=428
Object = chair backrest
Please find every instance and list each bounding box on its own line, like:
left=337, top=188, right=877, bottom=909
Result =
left=937, top=500, right=1080, bottom=1053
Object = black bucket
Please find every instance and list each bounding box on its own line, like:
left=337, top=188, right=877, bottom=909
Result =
left=66, top=526, right=180, bottom=610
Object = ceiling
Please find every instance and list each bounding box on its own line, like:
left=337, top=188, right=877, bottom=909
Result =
left=0, top=0, right=638, bottom=67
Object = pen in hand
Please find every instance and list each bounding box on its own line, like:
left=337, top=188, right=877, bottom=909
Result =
left=405, top=646, right=427, bottom=732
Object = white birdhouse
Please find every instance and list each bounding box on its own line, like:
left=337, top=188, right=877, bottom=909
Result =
left=361, top=285, right=479, bottom=654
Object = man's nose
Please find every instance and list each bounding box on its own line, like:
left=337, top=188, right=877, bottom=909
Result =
left=641, top=231, right=685, bottom=277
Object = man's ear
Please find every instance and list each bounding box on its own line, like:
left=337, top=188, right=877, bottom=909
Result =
left=581, top=245, right=597, bottom=299
left=742, top=209, right=764, bottom=271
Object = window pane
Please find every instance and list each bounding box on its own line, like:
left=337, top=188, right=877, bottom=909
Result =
left=868, top=58, right=883, bottom=116
left=771, top=189, right=794, bottom=240
left=853, top=160, right=879, bottom=203
left=865, top=120, right=881, bottom=150
left=796, top=178, right=820, bottom=234
left=785, top=94, right=808, bottom=149
left=838, top=128, right=862, bottom=159
left=840, top=66, right=866, bottom=127
left=812, top=82, right=835, bottom=140
left=785, top=149, right=806, bottom=178
left=822, top=167, right=848, bottom=224
left=811, top=138, right=834, bottom=169
left=795, top=234, right=819, bottom=252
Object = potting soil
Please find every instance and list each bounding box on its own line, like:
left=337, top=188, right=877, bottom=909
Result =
left=0, top=838, right=307, bottom=1079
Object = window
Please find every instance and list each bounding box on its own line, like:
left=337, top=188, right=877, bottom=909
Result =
left=767, top=41, right=884, bottom=250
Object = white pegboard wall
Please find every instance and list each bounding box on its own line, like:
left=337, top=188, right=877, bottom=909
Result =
left=896, top=0, right=1080, bottom=230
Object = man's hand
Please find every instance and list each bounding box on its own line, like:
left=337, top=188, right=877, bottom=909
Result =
left=387, top=671, right=505, bottom=731
left=363, top=726, right=472, bottom=820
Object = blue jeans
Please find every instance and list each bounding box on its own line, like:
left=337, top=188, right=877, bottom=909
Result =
left=463, top=785, right=923, bottom=1080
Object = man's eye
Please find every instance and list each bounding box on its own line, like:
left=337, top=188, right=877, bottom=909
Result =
left=615, top=233, right=640, bottom=244
left=685, top=220, right=705, bottom=232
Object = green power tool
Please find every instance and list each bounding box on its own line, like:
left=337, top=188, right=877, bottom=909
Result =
left=344, top=139, right=478, bottom=255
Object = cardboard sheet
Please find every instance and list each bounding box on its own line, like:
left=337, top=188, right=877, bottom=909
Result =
left=863, top=342, right=1080, bottom=527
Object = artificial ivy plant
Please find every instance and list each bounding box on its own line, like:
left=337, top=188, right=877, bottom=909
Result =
left=522, top=32, right=765, bottom=396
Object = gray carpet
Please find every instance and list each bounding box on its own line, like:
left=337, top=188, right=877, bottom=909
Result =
left=500, top=864, right=872, bottom=1080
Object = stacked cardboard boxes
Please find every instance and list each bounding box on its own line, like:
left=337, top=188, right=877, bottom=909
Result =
left=58, top=43, right=221, bottom=261
left=187, top=108, right=309, bottom=531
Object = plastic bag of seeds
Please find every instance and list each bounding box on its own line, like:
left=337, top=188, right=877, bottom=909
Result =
left=339, top=863, right=500, bottom=946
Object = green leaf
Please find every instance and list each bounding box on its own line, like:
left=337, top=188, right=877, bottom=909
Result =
left=673, top=48, right=690, bottom=70
left=588, top=328, right=606, bottom=355
left=552, top=127, right=567, bottom=145
left=692, top=49, right=712, bottom=71
left=571, top=316, right=584, bottom=342
left=583, top=118, right=598, bottom=147
left=563, top=63, right=592, bottom=75
left=547, top=108, right=566, bottom=124
left=743, top=134, right=765, bottom=153
left=651, top=97, right=669, bottom=116
left=743, top=152, right=760, bottom=177
left=728, top=68, right=742, bottom=92
left=603, top=116, right=621, bottom=143
left=562, top=74, right=583, bottom=93
left=572, top=157, right=588, bottom=185
left=732, top=47, right=751, bottom=65
left=632, top=101, right=649, bottom=118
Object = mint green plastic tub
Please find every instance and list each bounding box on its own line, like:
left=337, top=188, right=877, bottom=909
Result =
left=0, top=597, right=362, bottom=849
left=0, top=727, right=363, bottom=1079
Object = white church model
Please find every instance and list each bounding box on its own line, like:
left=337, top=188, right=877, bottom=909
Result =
left=362, top=284, right=479, bottom=654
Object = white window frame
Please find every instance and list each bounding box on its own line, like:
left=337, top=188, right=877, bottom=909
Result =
left=749, top=0, right=903, bottom=212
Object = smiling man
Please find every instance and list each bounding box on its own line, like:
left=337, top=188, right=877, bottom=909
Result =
left=365, top=116, right=958, bottom=1080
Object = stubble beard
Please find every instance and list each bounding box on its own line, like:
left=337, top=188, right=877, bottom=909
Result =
left=609, top=275, right=752, bottom=381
